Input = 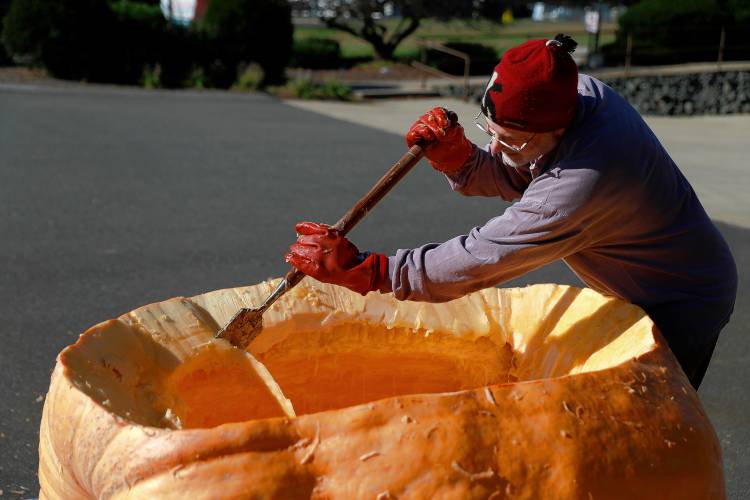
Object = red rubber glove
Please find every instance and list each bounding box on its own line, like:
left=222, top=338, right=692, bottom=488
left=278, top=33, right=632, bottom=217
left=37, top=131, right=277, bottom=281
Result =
left=405, top=107, right=474, bottom=174
left=285, top=222, right=389, bottom=296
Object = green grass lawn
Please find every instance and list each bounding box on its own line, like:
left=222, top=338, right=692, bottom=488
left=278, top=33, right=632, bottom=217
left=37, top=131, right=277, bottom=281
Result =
left=295, top=18, right=616, bottom=61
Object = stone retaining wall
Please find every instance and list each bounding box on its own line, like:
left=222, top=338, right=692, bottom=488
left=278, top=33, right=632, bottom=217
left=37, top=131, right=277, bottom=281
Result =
left=603, top=71, right=750, bottom=116
left=450, top=70, right=750, bottom=116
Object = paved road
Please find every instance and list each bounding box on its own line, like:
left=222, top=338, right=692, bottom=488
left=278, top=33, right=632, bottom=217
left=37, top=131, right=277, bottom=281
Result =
left=0, top=84, right=747, bottom=498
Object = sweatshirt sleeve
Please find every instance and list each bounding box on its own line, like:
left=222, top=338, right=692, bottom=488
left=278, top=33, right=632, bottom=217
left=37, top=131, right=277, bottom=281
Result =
left=445, top=144, right=530, bottom=201
left=380, top=191, right=591, bottom=303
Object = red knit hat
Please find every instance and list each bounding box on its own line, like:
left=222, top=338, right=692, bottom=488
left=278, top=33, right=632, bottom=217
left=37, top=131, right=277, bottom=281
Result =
left=481, top=34, right=579, bottom=132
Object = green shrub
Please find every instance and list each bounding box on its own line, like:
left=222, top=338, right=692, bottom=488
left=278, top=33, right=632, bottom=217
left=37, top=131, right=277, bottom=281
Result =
left=1, top=0, right=168, bottom=83
left=290, top=37, right=341, bottom=69
left=183, top=64, right=207, bottom=89
left=0, top=37, right=8, bottom=66
left=425, top=41, right=498, bottom=76
left=0, top=5, right=10, bottom=66
left=1, top=0, right=296, bottom=87
left=288, top=78, right=315, bottom=99
left=156, top=25, right=199, bottom=88
left=729, top=0, right=750, bottom=23
left=203, top=0, right=293, bottom=85
left=270, top=78, right=352, bottom=100
left=141, top=64, right=161, bottom=88
left=602, top=0, right=749, bottom=65
left=233, top=63, right=264, bottom=91
left=318, top=80, right=352, bottom=100
left=108, top=0, right=166, bottom=83
left=2, top=0, right=115, bottom=80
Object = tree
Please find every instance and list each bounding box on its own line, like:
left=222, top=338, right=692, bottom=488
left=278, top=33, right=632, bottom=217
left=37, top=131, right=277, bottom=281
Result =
left=2, top=0, right=168, bottom=82
left=203, top=0, right=293, bottom=85
left=602, top=0, right=750, bottom=65
left=321, top=0, right=426, bottom=60
left=2, top=0, right=116, bottom=79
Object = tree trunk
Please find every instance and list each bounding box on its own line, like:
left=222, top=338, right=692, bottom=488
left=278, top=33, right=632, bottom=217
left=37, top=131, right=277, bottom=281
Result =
left=323, top=13, right=420, bottom=63
left=371, top=41, right=396, bottom=61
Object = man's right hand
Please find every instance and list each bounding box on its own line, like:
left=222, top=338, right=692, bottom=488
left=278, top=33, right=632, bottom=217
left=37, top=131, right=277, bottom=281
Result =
left=285, top=222, right=388, bottom=296
left=406, top=107, right=474, bottom=174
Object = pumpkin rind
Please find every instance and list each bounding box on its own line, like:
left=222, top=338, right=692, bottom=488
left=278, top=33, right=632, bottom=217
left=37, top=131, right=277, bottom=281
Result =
left=39, top=282, right=725, bottom=499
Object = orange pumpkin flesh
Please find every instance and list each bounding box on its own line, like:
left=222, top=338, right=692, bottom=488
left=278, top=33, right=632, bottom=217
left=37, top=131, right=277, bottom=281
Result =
left=39, top=282, right=725, bottom=499
left=164, top=342, right=290, bottom=427
left=90, top=320, right=516, bottom=428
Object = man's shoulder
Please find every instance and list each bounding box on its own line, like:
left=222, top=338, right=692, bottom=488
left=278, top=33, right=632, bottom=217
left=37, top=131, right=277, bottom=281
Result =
left=564, top=75, right=649, bottom=159
left=577, top=73, right=607, bottom=95
left=574, top=73, right=637, bottom=116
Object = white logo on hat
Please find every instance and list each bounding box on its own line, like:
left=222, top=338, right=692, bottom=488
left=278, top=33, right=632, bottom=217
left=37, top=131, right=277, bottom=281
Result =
left=485, top=71, right=499, bottom=94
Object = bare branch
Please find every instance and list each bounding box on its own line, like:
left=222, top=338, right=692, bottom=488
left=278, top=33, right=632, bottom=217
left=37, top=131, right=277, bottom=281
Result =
left=322, top=0, right=424, bottom=60
left=323, top=17, right=361, bottom=38
left=386, top=16, right=421, bottom=48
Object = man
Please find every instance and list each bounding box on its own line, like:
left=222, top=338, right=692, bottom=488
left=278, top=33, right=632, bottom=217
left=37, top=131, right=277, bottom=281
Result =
left=285, top=35, right=737, bottom=390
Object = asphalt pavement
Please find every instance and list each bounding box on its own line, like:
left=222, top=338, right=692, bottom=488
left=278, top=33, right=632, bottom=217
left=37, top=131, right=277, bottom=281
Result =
left=0, top=83, right=747, bottom=498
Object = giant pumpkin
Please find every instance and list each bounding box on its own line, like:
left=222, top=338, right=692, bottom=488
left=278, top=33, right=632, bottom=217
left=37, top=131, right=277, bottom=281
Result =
left=39, top=282, right=724, bottom=499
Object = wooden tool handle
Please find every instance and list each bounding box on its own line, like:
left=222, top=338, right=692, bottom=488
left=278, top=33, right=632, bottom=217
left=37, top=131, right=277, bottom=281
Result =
left=332, top=143, right=425, bottom=234
left=284, top=266, right=306, bottom=289
left=284, top=144, right=425, bottom=287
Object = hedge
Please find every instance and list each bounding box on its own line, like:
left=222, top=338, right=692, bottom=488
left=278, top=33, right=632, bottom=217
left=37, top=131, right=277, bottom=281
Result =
left=425, top=41, right=498, bottom=76
left=202, top=0, right=293, bottom=85
left=2, top=0, right=294, bottom=87
left=290, top=38, right=341, bottom=69
left=602, top=0, right=750, bottom=65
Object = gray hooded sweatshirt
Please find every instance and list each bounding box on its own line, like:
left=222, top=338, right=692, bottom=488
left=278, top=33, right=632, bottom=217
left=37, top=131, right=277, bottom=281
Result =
left=381, top=75, right=737, bottom=352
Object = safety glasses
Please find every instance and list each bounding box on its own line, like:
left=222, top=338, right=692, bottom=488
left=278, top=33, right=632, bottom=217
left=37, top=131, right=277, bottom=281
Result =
left=474, top=111, right=535, bottom=153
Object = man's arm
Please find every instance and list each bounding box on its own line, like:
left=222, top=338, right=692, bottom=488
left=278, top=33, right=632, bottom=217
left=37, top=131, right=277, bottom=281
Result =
left=381, top=197, right=589, bottom=302
left=286, top=163, right=600, bottom=301
left=404, top=108, right=529, bottom=201
left=445, top=144, right=529, bottom=201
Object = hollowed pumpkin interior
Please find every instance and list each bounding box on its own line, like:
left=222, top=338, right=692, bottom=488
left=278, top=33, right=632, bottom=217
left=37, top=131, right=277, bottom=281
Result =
left=164, top=323, right=516, bottom=427
left=62, top=284, right=655, bottom=430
